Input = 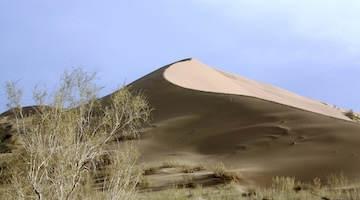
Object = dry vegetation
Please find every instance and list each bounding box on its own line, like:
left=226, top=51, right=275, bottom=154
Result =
left=162, top=159, right=205, bottom=173
left=212, top=162, right=242, bottom=184
left=344, top=109, right=360, bottom=122
left=137, top=157, right=360, bottom=199
left=0, top=68, right=151, bottom=200
left=140, top=173, right=360, bottom=200
left=0, top=121, right=14, bottom=153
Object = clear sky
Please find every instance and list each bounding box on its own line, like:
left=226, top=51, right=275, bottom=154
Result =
left=1, top=0, right=359, bottom=113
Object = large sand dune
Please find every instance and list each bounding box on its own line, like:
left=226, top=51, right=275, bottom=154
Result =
left=127, top=58, right=360, bottom=186
left=1, top=58, right=359, bottom=189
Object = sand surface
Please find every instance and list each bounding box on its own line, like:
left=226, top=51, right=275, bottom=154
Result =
left=126, top=58, right=360, bottom=188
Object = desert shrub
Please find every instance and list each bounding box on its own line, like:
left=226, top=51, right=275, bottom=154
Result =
left=271, top=176, right=295, bottom=194
left=253, top=176, right=303, bottom=200
left=344, top=109, right=360, bottom=121
left=212, top=162, right=242, bottom=183
left=292, top=177, right=322, bottom=196
left=325, top=172, right=350, bottom=198
left=293, top=176, right=360, bottom=200
left=182, top=174, right=196, bottom=188
left=3, top=67, right=151, bottom=200
left=99, top=145, right=144, bottom=199
left=327, top=172, right=348, bottom=188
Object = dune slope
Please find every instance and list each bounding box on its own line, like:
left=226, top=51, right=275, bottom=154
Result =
left=127, top=58, right=360, bottom=186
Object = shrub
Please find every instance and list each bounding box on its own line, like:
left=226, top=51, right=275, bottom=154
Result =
left=212, top=162, right=242, bottom=183
left=271, top=176, right=295, bottom=193
left=182, top=174, right=195, bottom=188
left=327, top=172, right=348, bottom=188
left=344, top=109, right=359, bottom=121
left=3, top=67, right=151, bottom=200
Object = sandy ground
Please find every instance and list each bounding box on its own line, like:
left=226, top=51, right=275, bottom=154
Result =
left=126, top=58, right=360, bottom=188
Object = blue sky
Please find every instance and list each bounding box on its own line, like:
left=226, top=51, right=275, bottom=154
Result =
left=1, top=0, right=359, bottom=113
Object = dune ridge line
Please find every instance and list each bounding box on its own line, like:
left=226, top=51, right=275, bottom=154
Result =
left=163, top=58, right=350, bottom=121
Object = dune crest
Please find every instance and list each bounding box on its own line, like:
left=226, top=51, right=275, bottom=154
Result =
left=164, top=58, right=348, bottom=120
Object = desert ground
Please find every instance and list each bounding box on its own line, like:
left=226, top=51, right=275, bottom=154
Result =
left=1, top=58, right=360, bottom=199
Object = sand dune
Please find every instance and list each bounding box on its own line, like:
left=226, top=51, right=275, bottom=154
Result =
left=1, top=58, right=359, bottom=189
left=127, top=58, right=360, bottom=186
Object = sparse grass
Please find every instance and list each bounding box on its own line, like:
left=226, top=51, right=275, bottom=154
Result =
left=252, top=176, right=298, bottom=200
left=271, top=176, right=295, bottom=193
left=327, top=172, right=348, bottom=188
left=182, top=165, right=205, bottom=173
left=139, top=172, right=360, bottom=200
left=253, top=174, right=360, bottom=200
left=162, top=159, right=184, bottom=168
left=162, top=159, right=205, bottom=173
